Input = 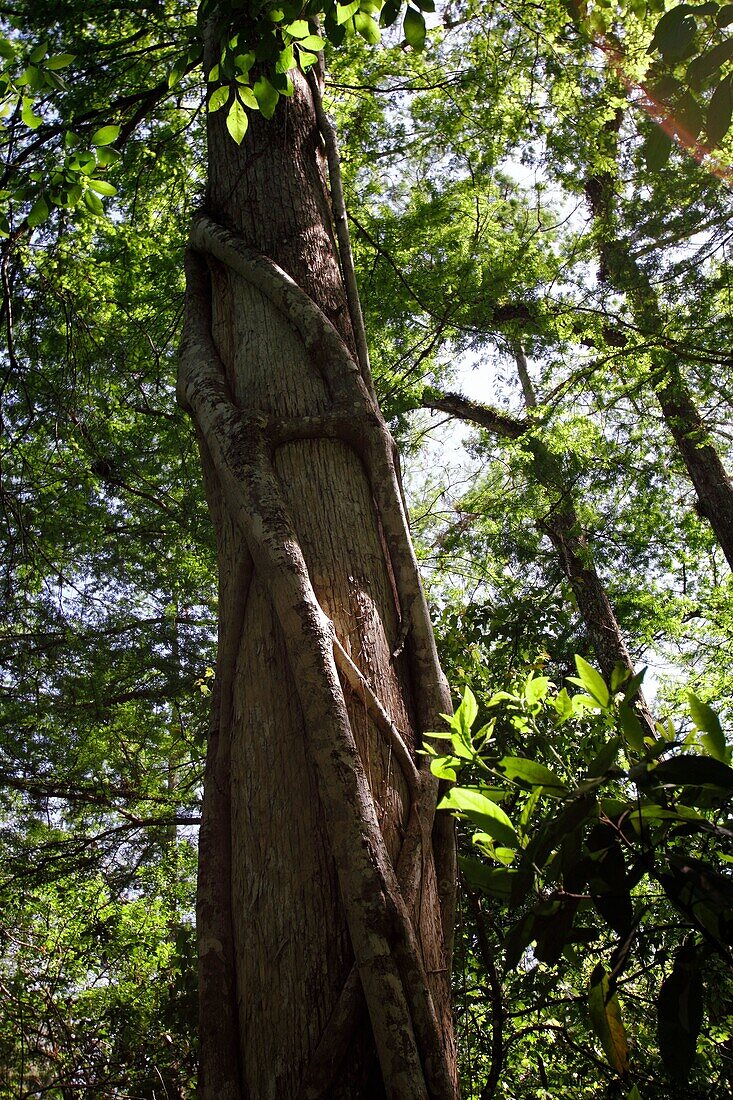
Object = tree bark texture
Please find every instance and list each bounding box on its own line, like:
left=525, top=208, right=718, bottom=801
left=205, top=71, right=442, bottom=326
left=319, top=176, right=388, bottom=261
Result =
left=179, top=59, right=457, bottom=1100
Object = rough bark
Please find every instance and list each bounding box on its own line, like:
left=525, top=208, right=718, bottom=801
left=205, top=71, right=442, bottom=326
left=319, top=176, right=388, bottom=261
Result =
left=180, top=51, right=457, bottom=1100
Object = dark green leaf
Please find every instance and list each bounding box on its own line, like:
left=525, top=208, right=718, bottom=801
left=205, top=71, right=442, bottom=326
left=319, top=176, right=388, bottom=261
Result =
left=651, top=755, right=733, bottom=789
left=707, top=74, right=733, bottom=144
left=403, top=6, right=426, bottom=50
left=657, top=944, right=704, bottom=1078
left=650, top=8, right=698, bottom=60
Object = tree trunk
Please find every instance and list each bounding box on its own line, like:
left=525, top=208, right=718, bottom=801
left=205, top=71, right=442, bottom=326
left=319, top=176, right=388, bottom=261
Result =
left=585, top=172, right=733, bottom=572
left=178, top=53, right=457, bottom=1100
left=423, top=385, right=655, bottom=733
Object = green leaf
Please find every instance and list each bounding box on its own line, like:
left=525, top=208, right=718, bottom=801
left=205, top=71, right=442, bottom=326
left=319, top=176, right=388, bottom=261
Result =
left=29, top=41, right=48, bottom=64
left=21, top=98, right=42, bottom=129
left=336, top=1, right=360, bottom=23
left=688, top=692, right=726, bottom=761
left=83, top=189, right=104, bottom=215
left=588, top=964, right=630, bottom=1074
left=687, top=39, right=733, bottom=89
left=454, top=685, right=478, bottom=736
left=354, top=11, right=381, bottom=44
left=226, top=96, right=248, bottom=144
left=657, top=945, right=703, bottom=1079
left=298, top=34, right=325, bottom=51
left=403, top=6, right=426, bottom=50
left=90, top=125, right=120, bottom=147
left=208, top=85, right=230, bottom=113
left=650, top=754, right=733, bottom=790
left=27, top=195, right=49, bottom=228
left=413, top=0, right=436, bottom=9
left=524, top=674, right=550, bottom=705
left=429, top=756, right=459, bottom=781
left=87, top=179, right=117, bottom=197
left=238, top=84, right=259, bottom=110
left=650, top=8, right=698, bottom=60
left=253, top=76, right=279, bottom=120
left=283, top=19, right=310, bottom=38
left=707, top=74, right=733, bottom=145
left=439, top=787, right=518, bottom=848
left=618, top=703, right=646, bottom=754
left=95, top=147, right=120, bottom=167
left=459, top=857, right=531, bottom=901
left=275, top=45, right=295, bottom=72
left=44, top=53, right=75, bottom=71
left=498, top=756, right=567, bottom=794
left=569, top=655, right=609, bottom=708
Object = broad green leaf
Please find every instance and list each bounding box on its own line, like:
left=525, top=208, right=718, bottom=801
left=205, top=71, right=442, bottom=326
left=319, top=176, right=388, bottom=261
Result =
left=588, top=965, right=630, bottom=1074
left=403, top=6, right=426, bottom=50
left=429, top=757, right=459, bottom=781
left=208, top=85, right=230, bottom=113
left=95, top=147, right=120, bottom=167
left=688, top=692, right=726, bottom=761
left=454, top=685, right=478, bottom=736
left=524, top=674, right=550, bottom=705
left=27, top=195, right=49, bottom=227
left=83, top=189, right=104, bottom=215
left=253, top=76, right=279, bottom=120
left=87, top=179, right=117, bottom=197
left=226, top=96, right=248, bottom=144
left=650, top=8, right=697, bottom=60
left=336, top=1, right=360, bottom=23
left=29, top=42, right=48, bottom=64
left=554, top=686, right=573, bottom=721
left=498, top=756, right=567, bottom=794
left=44, top=53, right=75, bottom=71
left=643, top=125, right=674, bottom=171
left=237, top=85, right=259, bottom=110
left=21, top=98, right=42, bottom=129
left=618, top=703, right=645, bottom=754
left=275, top=45, right=295, bottom=72
left=459, top=857, right=531, bottom=900
left=283, top=20, right=310, bottom=38
left=570, top=656, right=609, bottom=708
left=354, top=12, right=381, bottom=44
left=414, top=0, right=436, bottom=9
left=687, top=39, right=733, bottom=89
left=90, top=125, right=120, bottom=147
left=439, top=787, right=518, bottom=848
left=298, top=35, right=325, bottom=51
left=651, top=754, right=733, bottom=789
left=657, top=946, right=703, bottom=1079
left=707, top=75, right=733, bottom=145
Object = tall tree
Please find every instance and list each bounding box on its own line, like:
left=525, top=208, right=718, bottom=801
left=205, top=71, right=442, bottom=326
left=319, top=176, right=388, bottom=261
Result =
left=0, top=3, right=458, bottom=1096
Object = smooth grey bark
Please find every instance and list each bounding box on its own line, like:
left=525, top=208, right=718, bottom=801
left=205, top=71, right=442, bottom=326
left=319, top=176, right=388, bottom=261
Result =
left=180, top=46, right=457, bottom=1100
